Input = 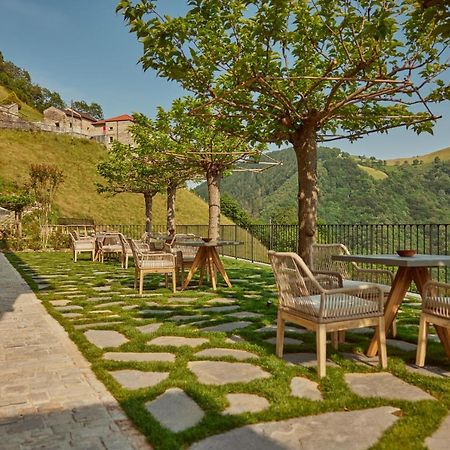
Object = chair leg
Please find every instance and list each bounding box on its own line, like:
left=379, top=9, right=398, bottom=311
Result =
left=134, top=268, right=138, bottom=289
left=125, top=255, right=128, bottom=270
left=74, top=251, right=77, bottom=262
left=91, top=250, right=95, bottom=261
left=317, top=325, right=327, bottom=378
left=376, top=316, right=388, bottom=369
left=338, top=330, right=346, bottom=343
left=331, top=332, right=339, bottom=350
left=172, top=269, right=177, bottom=293
left=275, top=312, right=285, bottom=358
left=139, top=271, right=144, bottom=295
left=391, top=318, right=397, bottom=338
left=416, top=315, right=428, bottom=367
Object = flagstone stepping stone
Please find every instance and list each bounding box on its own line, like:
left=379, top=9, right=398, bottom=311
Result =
left=206, top=298, right=237, bottom=305
left=62, top=313, right=84, bottom=319
left=226, top=311, right=263, bottom=319
left=181, top=321, right=209, bottom=328
left=145, top=301, right=160, bottom=307
left=168, top=297, right=197, bottom=303
left=201, top=321, right=252, bottom=333
left=136, top=323, right=162, bottom=334
left=290, top=377, right=322, bottom=400
left=140, top=309, right=173, bottom=316
left=170, top=315, right=208, bottom=322
left=67, top=294, right=85, bottom=298
left=122, top=304, right=139, bottom=311
left=37, top=283, right=50, bottom=290
left=94, top=301, right=124, bottom=308
left=93, top=271, right=108, bottom=275
left=256, top=325, right=308, bottom=335
left=74, top=322, right=123, bottom=330
left=345, top=373, right=435, bottom=401
left=109, top=369, right=169, bottom=389
left=84, top=330, right=129, bottom=349
left=145, top=388, right=204, bottom=432
left=148, top=336, right=209, bottom=348
left=54, top=305, right=83, bottom=312
left=243, top=294, right=260, bottom=298
left=104, top=352, right=175, bottom=362
left=348, top=327, right=374, bottom=335
left=201, top=305, right=240, bottom=313
left=386, top=339, right=417, bottom=351
left=87, top=296, right=111, bottom=302
left=223, top=393, right=269, bottom=415
left=265, top=337, right=304, bottom=346
left=340, top=352, right=379, bottom=367
left=404, top=364, right=450, bottom=378
left=188, top=361, right=270, bottom=385
left=225, top=335, right=247, bottom=344
left=426, top=413, right=450, bottom=450
left=283, top=353, right=338, bottom=368
left=49, top=300, right=71, bottom=306
left=93, top=286, right=111, bottom=291
left=190, top=406, right=399, bottom=450
left=194, top=348, right=258, bottom=361
left=90, top=310, right=113, bottom=314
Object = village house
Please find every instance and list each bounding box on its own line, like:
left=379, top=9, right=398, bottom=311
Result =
left=91, top=114, right=134, bottom=148
left=43, top=107, right=96, bottom=135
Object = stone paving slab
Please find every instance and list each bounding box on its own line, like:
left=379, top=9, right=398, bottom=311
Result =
left=194, top=348, right=258, bottom=361
left=404, top=364, right=450, bottom=378
left=188, top=361, right=271, bottom=385
left=265, top=337, right=304, bottom=346
left=74, top=321, right=123, bottom=330
left=0, top=253, right=150, bottom=450
left=226, top=311, right=263, bottom=319
left=284, top=353, right=339, bottom=368
left=386, top=338, right=417, bottom=352
left=190, top=406, right=399, bottom=450
left=84, top=330, right=129, bottom=349
left=110, top=370, right=169, bottom=389
left=201, top=321, right=252, bottom=332
left=201, top=305, right=240, bottom=313
left=426, top=413, right=450, bottom=450
left=206, top=298, right=237, bottom=305
left=148, top=336, right=209, bottom=348
left=136, top=323, right=162, bottom=334
left=345, top=373, right=435, bottom=401
left=256, top=324, right=308, bottom=335
left=223, top=393, right=269, bottom=415
left=290, top=377, right=322, bottom=400
left=145, top=388, right=204, bottom=432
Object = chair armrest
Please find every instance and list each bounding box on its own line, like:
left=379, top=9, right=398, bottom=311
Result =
left=312, top=270, right=343, bottom=288
left=354, top=267, right=394, bottom=284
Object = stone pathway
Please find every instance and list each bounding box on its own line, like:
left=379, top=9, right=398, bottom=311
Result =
left=0, top=253, right=150, bottom=450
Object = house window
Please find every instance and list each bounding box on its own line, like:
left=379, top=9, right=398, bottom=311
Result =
left=109, top=136, right=114, bottom=143
left=55, top=122, right=60, bottom=128
left=109, top=126, right=114, bottom=131
left=69, top=123, right=72, bottom=128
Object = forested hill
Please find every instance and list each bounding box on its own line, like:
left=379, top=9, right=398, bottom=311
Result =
left=194, top=147, right=450, bottom=224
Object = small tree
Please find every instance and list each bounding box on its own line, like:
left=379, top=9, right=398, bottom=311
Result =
left=29, top=164, right=64, bottom=247
left=97, top=141, right=165, bottom=233
left=0, top=192, right=34, bottom=237
left=118, top=0, right=448, bottom=264
left=133, top=98, right=264, bottom=240
left=72, top=100, right=104, bottom=120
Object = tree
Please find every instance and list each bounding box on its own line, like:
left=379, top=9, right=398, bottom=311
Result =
left=118, top=0, right=448, bottom=264
left=138, top=98, right=264, bottom=240
left=220, top=193, right=253, bottom=228
left=72, top=100, right=104, bottom=120
left=0, top=192, right=34, bottom=237
left=29, top=164, right=64, bottom=247
left=97, top=140, right=165, bottom=233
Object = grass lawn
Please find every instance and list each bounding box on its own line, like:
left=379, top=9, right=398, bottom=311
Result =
left=6, top=251, right=450, bottom=450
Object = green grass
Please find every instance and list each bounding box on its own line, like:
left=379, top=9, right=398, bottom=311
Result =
left=5, top=251, right=450, bottom=449
left=386, top=147, right=450, bottom=165
left=0, top=85, right=43, bottom=121
left=357, top=164, right=388, bottom=180
left=0, top=129, right=231, bottom=225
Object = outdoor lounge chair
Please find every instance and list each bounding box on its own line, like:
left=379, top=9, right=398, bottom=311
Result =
left=128, top=238, right=176, bottom=294
left=269, top=251, right=387, bottom=377
left=311, top=243, right=396, bottom=337
left=69, top=232, right=95, bottom=262
left=165, top=234, right=201, bottom=285
left=416, top=281, right=450, bottom=367
left=118, top=233, right=151, bottom=269
left=97, top=233, right=122, bottom=263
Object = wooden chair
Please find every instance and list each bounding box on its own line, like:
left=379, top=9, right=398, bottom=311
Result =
left=165, top=234, right=201, bottom=285
left=118, top=233, right=151, bottom=269
left=128, top=239, right=176, bottom=294
left=97, top=233, right=122, bottom=263
left=416, top=281, right=450, bottom=366
left=312, top=243, right=396, bottom=337
left=69, top=232, right=95, bottom=262
left=269, top=251, right=387, bottom=377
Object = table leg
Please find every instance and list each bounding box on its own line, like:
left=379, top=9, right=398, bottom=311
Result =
left=206, top=249, right=217, bottom=290
left=210, top=247, right=233, bottom=288
left=367, top=267, right=413, bottom=357
left=182, top=247, right=206, bottom=290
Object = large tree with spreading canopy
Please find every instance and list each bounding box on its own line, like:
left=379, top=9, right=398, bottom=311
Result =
left=118, top=0, right=448, bottom=264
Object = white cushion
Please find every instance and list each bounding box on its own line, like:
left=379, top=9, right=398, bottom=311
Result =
left=141, top=260, right=174, bottom=269
left=343, top=279, right=391, bottom=294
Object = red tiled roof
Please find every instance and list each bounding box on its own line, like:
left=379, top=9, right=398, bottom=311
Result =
left=94, top=114, right=134, bottom=125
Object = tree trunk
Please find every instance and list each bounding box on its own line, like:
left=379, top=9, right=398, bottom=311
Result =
left=166, top=182, right=177, bottom=233
left=292, top=122, right=318, bottom=267
left=15, top=211, right=22, bottom=238
left=143, top=191, right=153, bottom=234
left=206, top=168, right=221, bottom=240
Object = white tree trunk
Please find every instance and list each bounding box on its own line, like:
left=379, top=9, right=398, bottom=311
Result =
left=206, top=169, right=221, bottom=240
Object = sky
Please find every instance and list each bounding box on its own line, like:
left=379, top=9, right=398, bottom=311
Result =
left=0, top=0, right=449, bottom=160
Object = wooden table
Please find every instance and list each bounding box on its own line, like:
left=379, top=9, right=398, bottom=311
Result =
left=332, top=254, right=450, bottom=358
left=181, top=240, right=241, bottom=291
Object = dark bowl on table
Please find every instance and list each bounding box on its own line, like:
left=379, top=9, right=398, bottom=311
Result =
left=396, top=249, right=416, bottom=257
left=202, top=237, right=212, bottom=242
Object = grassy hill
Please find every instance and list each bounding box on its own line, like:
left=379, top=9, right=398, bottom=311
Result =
left=196, top=146, right=450, bottom=224
left=0, top=85, right=43, bottom=121
left=386, top=146, right=450, bottom=165
left=0, top=129, right=231, bottom=225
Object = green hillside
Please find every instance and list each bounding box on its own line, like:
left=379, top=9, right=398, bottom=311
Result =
left=0, top=129, right=230, bottom=225
left=195, top=147, right=450, bottom=224
left=386, top=147, right=450, bottom=166
left=0, top=85, right=43, bottom=121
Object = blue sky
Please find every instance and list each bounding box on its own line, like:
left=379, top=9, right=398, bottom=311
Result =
left=1, top=0, right=448, bottom=160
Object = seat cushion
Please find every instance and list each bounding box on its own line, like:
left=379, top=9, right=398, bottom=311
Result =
left=343, top=279, right=391, bottom=294
left=141, top=259, right=174, bottom=269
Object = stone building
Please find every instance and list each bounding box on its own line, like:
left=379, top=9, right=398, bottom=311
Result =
left=91, top=114, right=134, bottom=148
left=43, top=107, right=96, bottom=135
